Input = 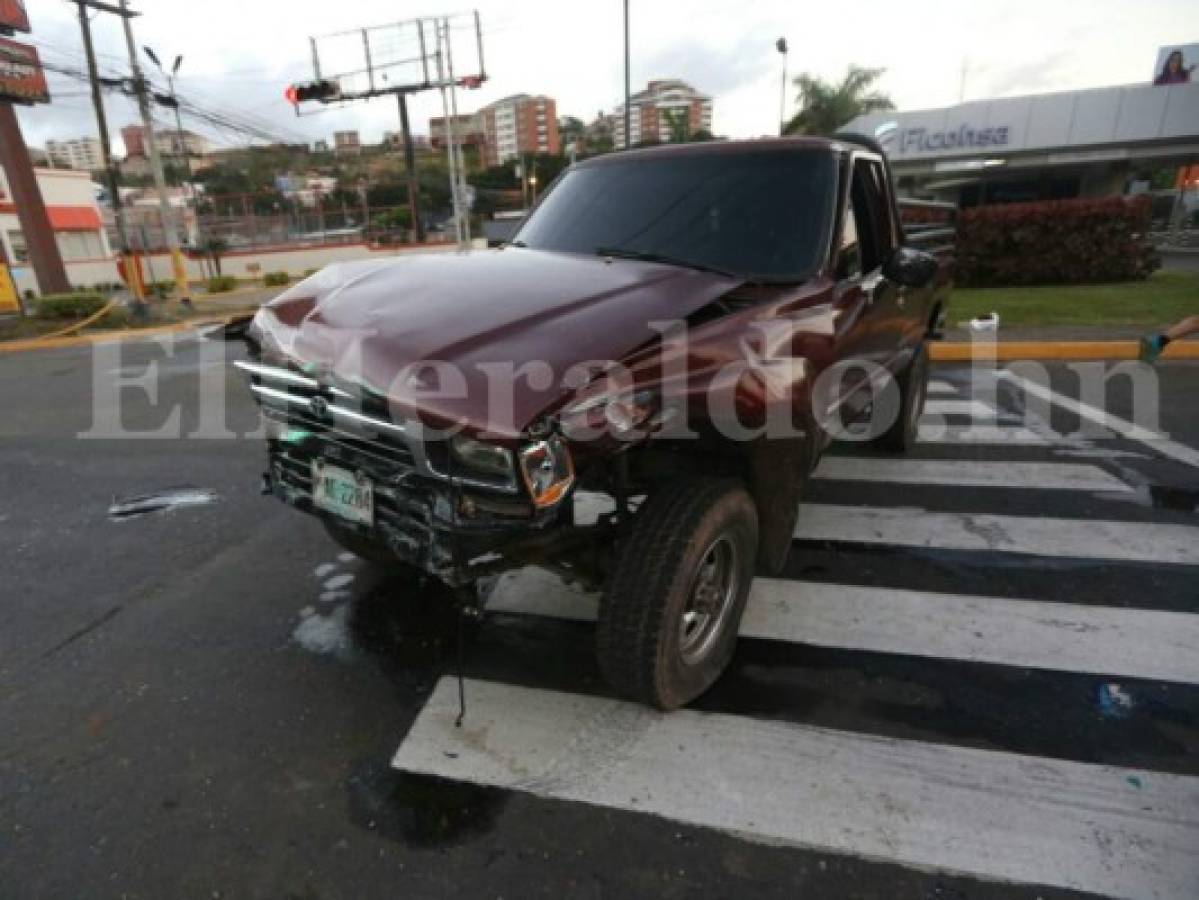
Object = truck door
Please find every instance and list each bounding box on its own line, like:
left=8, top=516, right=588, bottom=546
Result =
left=851, top=156, right=909, bottom=374
left=827, top=156, right=895, bottom=421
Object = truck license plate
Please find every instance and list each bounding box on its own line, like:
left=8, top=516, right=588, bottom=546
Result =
left=312, top=462, right=373, bottom=526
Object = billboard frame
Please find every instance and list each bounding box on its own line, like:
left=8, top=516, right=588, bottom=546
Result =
left=0, top=0, right=31, bottom=36
left=0, top=37, right=48, bottom=104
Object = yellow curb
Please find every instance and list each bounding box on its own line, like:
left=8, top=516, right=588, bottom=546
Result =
left=0, top=315, right=244, bottom=354
left=40, top=299, right=119, bottom=340
left=930, top=340, right=1199, bottom=361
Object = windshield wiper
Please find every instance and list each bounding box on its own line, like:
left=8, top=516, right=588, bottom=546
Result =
left=594, top=247, right=739, bottom=279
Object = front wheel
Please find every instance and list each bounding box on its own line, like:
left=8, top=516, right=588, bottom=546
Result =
left=596, top=479, right=758, bottom=710
left=874, top=342, right=929, bottom=453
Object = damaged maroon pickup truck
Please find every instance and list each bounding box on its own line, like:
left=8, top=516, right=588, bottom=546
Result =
left=236, top=135, right=952, bottom=709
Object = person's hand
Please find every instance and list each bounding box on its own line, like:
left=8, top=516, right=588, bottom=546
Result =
left=1138, top=333, right=1168, bottom=363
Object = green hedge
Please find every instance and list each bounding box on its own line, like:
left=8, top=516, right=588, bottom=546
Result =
left=35, top=292, right=107, bottom=319
left=146, top=279, right=174, bottom=299
left=956, top=196, right=1160, bottom=287
left=206, top=275, right=238, bottom=293
left=262, top=271, right=290, bottom=286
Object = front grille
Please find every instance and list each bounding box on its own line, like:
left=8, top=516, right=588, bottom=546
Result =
left=237, top=359, right=519, bottom=495
left=241, top=358, right=536, bottom=580
left=236, top=360, right=417, bottom=468
left=269, top=438, right=440, bottom=561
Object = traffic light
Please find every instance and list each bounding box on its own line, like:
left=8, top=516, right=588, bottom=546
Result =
left=286, top=80, right=340, bottom=105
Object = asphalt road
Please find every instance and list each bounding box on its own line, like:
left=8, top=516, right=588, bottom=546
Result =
left=2, top=332, right=1198, bottom=899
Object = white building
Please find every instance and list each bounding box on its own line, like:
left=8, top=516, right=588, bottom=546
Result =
left=846, top=80, right=1199, bottom=207
left=46, top=137, right=104, bottom=172
left=0, top=166, right=119, bottom=295
left=612, top=80, right=713, bottom=147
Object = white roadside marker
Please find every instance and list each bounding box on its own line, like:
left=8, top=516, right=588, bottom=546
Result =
left=793, top=504, right=1199, bottom=564
left=395, top=678, right=1199, bottom=900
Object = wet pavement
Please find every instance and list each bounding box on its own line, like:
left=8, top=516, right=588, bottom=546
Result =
left=2, top=334, right=1198, bottom=898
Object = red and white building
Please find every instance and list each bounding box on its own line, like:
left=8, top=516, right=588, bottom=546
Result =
left=613, top=79, right=713, bottom=147
left=0, top=165, right=119, bottom=295
left=480, top=94, right=559, bottom=165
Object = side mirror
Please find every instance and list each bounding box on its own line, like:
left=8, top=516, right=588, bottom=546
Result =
left=883, top=246, right=938, bottom=288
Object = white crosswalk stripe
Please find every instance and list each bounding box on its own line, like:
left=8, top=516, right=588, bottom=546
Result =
left=923, top=398, right=996, bottom=419
left=485, top=573, right=1199, bottom=684
left=396, top=678, right=1199, bottom=900
left=813, top=456, right=1131, bottom=491
left=794, top=503, right=1199, bottom=564
left=926, top=379, right=957, bottom=395
left=391, top=384, right=1199, bottom=897
left=917, top=423, right=1051, bottom=444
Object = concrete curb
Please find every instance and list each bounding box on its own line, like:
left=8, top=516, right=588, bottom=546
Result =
left=0, top=315, right=243, bottom=354
left=930, top=340, right=1199, bottom=361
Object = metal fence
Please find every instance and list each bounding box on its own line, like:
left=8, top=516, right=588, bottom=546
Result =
left=1146, top=188, right=1199, bottom=249
left=108, top=203, right=467, bottom=253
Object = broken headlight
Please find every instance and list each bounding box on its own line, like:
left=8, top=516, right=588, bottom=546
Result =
left=558, top=388, right=664, bottom=441
left=450, top=434, right=516, bottom=484
left=518, top=436, right=575, bottom=508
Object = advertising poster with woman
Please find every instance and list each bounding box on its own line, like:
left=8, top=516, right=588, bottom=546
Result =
left=1153, top=44, right=1198, bottom=84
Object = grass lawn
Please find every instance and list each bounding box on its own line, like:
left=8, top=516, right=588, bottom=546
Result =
left=951, top=270, right=1199, bottom=327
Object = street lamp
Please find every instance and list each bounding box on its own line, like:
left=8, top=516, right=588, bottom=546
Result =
left=143, top=45, right=199, bottom=270
left=142, top=46, right=190, bottom=189
left=776, top=37, right=789, bottom=136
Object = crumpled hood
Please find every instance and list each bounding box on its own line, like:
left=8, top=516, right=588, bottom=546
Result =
left=249, top=248, right=741, bottom=438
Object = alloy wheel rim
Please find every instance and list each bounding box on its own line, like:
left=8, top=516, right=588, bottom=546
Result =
left=679, top=535, right=739, bottom=665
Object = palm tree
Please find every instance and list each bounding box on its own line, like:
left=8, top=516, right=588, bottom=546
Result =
left=783, top=65, right=895, bottom=136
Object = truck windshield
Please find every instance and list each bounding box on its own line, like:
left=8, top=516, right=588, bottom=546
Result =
left=513, top=148, right=836, bottom=283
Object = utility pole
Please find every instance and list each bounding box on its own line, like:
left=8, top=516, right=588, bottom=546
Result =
left=0, top=104, right=70, bottom=297
left=396, top=92, right=425, bottom=242
left=117, top=0, right=189, bottom=298
left=519, top=153, right=529, bottom=209
left=443, top=17, right=471, bottom=244
left=623, top=0, right=631, bottom=149
left=72, top=0, right=142, bottom=304
left=434, top=18, right=465, bottom=248
left=776, top=37, right=789, bottom=136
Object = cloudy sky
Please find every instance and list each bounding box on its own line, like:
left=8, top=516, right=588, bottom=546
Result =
left=14, top=0, right=1199, bottom=154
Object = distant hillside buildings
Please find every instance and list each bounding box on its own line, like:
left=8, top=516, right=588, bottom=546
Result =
left=46, top=137, right=103, bottom=171
left=430, top=94, right=560, bottom=166
left=120, top=124, right=211, bottom=160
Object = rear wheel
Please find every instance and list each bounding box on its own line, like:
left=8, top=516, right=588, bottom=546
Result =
left=596, top=479, right=758, bottom=710
left=874, top=342, right=929, bottom=453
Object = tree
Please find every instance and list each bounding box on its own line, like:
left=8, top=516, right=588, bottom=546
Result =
left=784, top=65, right=895, bottom=136
left=202, top=236, right=228, bottom=276
left=662, top=108, right=690, bottom=144
left=559, top=115, right=585, bottom=152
